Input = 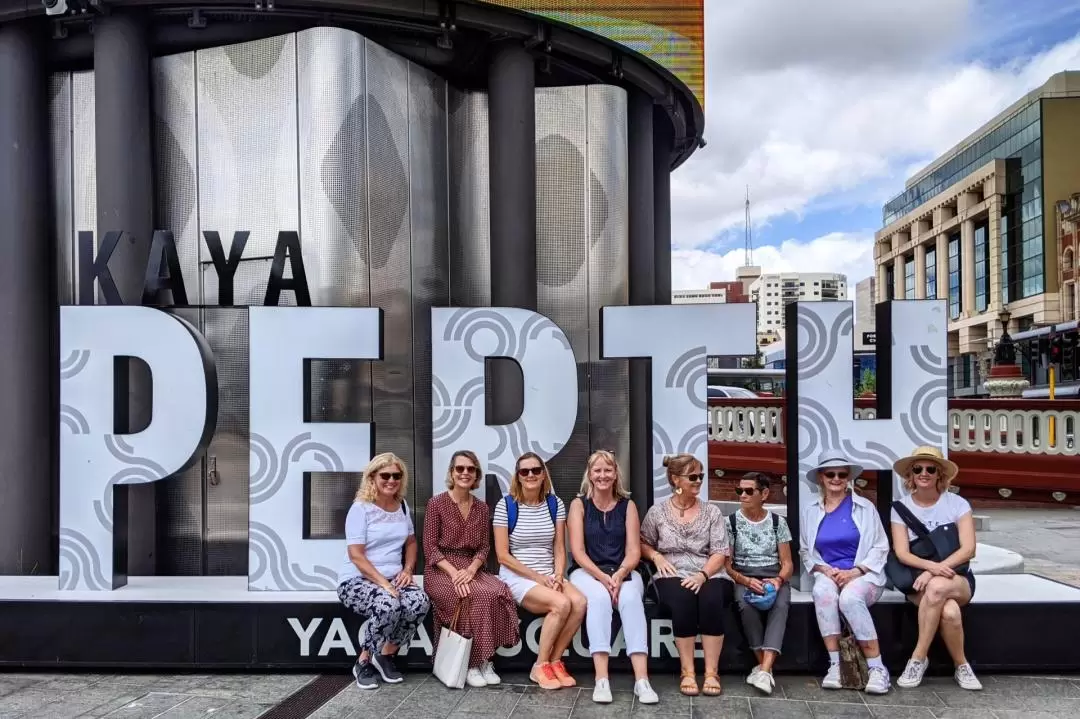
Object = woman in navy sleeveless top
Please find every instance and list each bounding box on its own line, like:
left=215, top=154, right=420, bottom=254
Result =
left=568, top=451, right=658, bottom=706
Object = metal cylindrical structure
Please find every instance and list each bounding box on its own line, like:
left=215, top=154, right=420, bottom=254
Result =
left=627, top=90, right=656, bottom=505
left=93, top=13, right=158, bottom=574
left=654, top=111, right=673, bottom=305
left=488, top=41, right=537, bottom=426
left=0, top=21, right=55, bottom=575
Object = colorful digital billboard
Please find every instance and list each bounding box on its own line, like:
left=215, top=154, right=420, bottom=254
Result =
left=475, top=0, right=705, bottom=109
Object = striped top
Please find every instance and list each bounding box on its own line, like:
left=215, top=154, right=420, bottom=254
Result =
left=493, top=495, right=567, bottom=576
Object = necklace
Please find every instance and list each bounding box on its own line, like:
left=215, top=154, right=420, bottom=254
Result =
left=671, top=495, right=697, bottom=517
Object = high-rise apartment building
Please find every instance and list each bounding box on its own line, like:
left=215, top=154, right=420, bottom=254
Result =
left=874, top=72, right=1080, bottom=394
left=855, top=277, right=876, bottom=351
left=673, top=287, right=728, bottom=304
left=750, top=272, right=847, bottom=335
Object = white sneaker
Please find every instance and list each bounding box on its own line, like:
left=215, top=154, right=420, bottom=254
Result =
left=466, top=668, right=488, bottom=688
left=821, top=663, right=842, bottom=690
left=746, top=664, right=761, bottom=685
left=480, top=661, right=501, bottom=685
left=748, top=669, right=774, bottom=695
left=954, top=663, right=983, bottom=691
left=897, top=657, right=928, bottom=689
left=592, top=677, right=613, bottom=704
left=634, top=678, right=659, bottom=704
left=865, top=666, right=891, bottom=695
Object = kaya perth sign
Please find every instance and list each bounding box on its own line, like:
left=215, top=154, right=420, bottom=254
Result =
left=58, top=230, right=949, bottom=593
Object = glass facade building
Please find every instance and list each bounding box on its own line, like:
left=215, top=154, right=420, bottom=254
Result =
left=904, top=254, right=915, bottom=299
left=883, top=101, right=1044, bottom=302
left=974, top=221, right=989, bottom=313
left=925, top=246, right=937, bottom=299
left=948, top=232, right=961, bottom=320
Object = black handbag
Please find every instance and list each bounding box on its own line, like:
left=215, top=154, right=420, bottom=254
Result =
left=885, top=501, right=967, bottom=594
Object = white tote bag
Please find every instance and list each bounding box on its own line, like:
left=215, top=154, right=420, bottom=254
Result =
left=432, top=599, right=472, bottom=689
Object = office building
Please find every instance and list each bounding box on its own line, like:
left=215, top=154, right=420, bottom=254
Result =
left=750, top=272, right=847, bottom=335
left=855, top=277, right=876, bottom=350
left=875, top=72, right=1080, bottom=394
left=674, top=287, right=728, bottom=304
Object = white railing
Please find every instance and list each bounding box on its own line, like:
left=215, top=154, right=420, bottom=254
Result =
left=949, top=408, right=1078, bottom=454
left=708, top=405, right=1077, bottom=455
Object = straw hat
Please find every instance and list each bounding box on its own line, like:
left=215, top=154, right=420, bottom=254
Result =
left=806, top=449, right=864, bottom=485
left=892, top=446, right=958, bottom=481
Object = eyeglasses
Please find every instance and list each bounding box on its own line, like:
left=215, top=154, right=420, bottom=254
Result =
left=680, top=473, right=703, bottom=484
left=822, top=471, right=849, bottom=479
left=912, top=464, right=938, bottom=476
left=453, top=465, right=477, bottom=474
left=378, top=471, right=403, bottom=482
left=518, top=466, right=544, bottom=477
left=733, top=487, right=758, bottom=496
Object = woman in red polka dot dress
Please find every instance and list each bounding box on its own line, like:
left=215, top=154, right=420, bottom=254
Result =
left=423, top=450, right=521, bottom=687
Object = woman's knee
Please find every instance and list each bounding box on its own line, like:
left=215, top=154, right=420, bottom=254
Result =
left=812, top=577, right=838, bottom=605
left=551, top=593, right=573, bottom=618
left=941, top=599, right=963, bottom=626
left=923, top=577, right=954, bottom=605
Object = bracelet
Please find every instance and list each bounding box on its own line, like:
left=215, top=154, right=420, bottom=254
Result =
left=698, top=570, right=709, bottom=581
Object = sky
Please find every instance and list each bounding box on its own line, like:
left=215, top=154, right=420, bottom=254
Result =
left=670, top=0, right=1080, bottom=290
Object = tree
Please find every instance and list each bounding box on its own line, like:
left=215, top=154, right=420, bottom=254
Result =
left=856, top=368, right=876, bottom=396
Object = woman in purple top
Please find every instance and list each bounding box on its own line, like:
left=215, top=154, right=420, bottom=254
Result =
left=799, top=450, right=892, bottom=696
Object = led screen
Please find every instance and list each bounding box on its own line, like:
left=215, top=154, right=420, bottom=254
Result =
left=475, top=1, right=705, bottom=108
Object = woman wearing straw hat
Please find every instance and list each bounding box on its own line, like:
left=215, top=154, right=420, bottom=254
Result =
left=799, top=449, right=892, bottom=695
left=890, top=446, right=982, bottom=692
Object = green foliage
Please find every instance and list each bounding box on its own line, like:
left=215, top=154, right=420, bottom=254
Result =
left=856, top=368, right=876, bottom=395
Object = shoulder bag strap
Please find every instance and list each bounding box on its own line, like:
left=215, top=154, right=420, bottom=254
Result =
left=728, top=512, right=738, bottom=541
left=546, top=494, right=558, bottom=525
left=506, top=496, right=518, bottom=534
left=891, top=500, right=931, bottom=540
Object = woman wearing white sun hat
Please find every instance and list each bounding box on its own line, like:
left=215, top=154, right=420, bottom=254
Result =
left=889, top=446, right=982, bottom=692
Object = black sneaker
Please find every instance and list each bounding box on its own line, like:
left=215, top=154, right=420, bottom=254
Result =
left=371, top=653, right=404, bottom=683
left=353, top=660, right=379, bottom=690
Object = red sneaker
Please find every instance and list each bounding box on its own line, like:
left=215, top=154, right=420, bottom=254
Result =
left=550, top=660, right=577, bottom=687
left=529, top=662, right=562, bottom=690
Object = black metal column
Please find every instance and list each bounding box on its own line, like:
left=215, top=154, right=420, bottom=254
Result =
left=653, top=111, right=673, bottom=305
left=628, top=91, right=655, bottom=505
left=93, top=13, right=158, bottom=575
left=487, top=41, right=536, bottom=426
left=0, top=21, right=55, bottom=575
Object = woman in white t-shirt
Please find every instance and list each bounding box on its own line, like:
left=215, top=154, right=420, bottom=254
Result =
left=889, top=446, right=981, bottom=693
left=493, top=452, right=585, bottom=691
left=337, top=452, right=430, bottom=690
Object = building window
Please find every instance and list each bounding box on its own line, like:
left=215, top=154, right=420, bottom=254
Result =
left=885, top=263, right=895, bottom=300
left=974, top=221, right=989, bottom=312
left=925, top=246, right=937, bottom=299
left=904, top=254, right=915, bottom=299
left=948, top=232, right=961, bottom=320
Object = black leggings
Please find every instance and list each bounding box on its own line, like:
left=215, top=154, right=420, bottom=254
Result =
left=655, top=577, right=733, bottom=638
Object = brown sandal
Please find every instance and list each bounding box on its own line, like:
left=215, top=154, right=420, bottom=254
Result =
left=680, top=670, right=700, bottom=696
left=702, top=672, right=723, bottom=696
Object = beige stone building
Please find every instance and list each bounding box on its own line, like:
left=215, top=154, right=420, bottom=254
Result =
left=874, top=72, right=1080, bottom=394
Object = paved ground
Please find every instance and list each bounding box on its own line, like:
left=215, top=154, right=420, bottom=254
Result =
left=977, top=508, right=1080, bottom=588
left=4, top=670, right=1080, bottom=719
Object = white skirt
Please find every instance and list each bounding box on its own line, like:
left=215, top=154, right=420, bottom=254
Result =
left=499, top=568, right=540, bottom=605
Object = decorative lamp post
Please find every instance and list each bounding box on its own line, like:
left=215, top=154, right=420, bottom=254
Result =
left=983, top=309, right=1030, bottom=398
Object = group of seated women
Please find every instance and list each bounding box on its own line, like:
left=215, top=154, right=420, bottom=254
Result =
left=337, top=444, right=983, bottom=702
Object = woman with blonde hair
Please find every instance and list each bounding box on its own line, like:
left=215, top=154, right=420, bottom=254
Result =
left=337, top=453, right=430, bottom=690
left=568, top=450, right=658, bottom=705
left=889, top=446, right=981, bottom=691
left=423, top=450, right=520, bottom=687
left=640, top=453, right=732, bottom=698
left=493, top=452, right=585, bottom=690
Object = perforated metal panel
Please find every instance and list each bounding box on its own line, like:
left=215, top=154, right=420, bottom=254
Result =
left=535, top=87, right=590, bottom=499
left=586, top=86, right=630, bottom=476
left=447, top=89, right=491, bottom=307
left=49, top=73, right=74, bottom=305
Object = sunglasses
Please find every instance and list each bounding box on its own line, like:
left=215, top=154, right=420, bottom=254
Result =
left=453, top=465, right=477, bottom=474
left=822, top=471, right=849, bottom=479
left=680, top=473, right=704, bottom=484
left=378, top=471, right=403, bottom=482
left=733, top=487, right=758, bottom=496
left=912, top=464, right=938, bottom=476
left=518, top=466, right=544, bottom=477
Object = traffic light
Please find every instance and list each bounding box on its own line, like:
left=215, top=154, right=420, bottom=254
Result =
left=1050, top=334, right=1063, bottom=365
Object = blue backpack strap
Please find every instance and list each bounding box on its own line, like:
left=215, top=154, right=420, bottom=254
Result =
left=505, top=495, right=519, bottom=534
left=545, top=494, right=558, bottom=525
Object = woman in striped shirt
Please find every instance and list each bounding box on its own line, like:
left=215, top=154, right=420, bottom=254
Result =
left=493, top=452, right=586, bottom=690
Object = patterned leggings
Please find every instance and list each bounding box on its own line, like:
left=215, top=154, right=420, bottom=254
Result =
left=811, top=574, right=883, bottom=642
left=338, top=577, right=431, bottom=656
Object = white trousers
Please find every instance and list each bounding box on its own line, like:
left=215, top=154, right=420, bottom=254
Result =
left=569, top=568, right=648, bottom=656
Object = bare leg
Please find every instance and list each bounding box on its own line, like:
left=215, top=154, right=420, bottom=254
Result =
left=675, top=637, right=696, bottom=676
left=702, top=635, right=723, bottom=677
left=939, top=598, right=970, bottom=666
left=592, top=652, right=609, bottom=680
left=911, top=576, right=970, bottom=661
left=629, top=653, right=649, bottom=682
left=521, top=586, right=572, bottom=664
left=760, top=649, right=778, bottom=673
left=551, top=583, right=587, bottom=660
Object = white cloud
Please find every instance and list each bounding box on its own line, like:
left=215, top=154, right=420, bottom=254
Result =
left=670, top=0, right=1080, bottom=287
left=672, top=232, right=876, bottom=291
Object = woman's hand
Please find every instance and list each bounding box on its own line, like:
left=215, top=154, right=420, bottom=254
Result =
left=452, top=566, right=476, bottom=586
left=455, top=580, right=472, bottom=599
left=746, top=577, right=766, bottom=595
left=545, top=574, right=564, bottom=591
left=834, top=568, right=862, bottom=588
left=913, top=570, right=933, bottom=592
left=392, top=570, right=413, bottom=589
left=681, top=571, right=707, bottom=594
left=607, top=571, right=625, bottom=603
left=653, top=554, right=679, bottom=578
left=927, top=562, right=956, bottom=578
left=380, top=580, right=400, bottom=598
left=765, top=577, right=783, bottom=592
